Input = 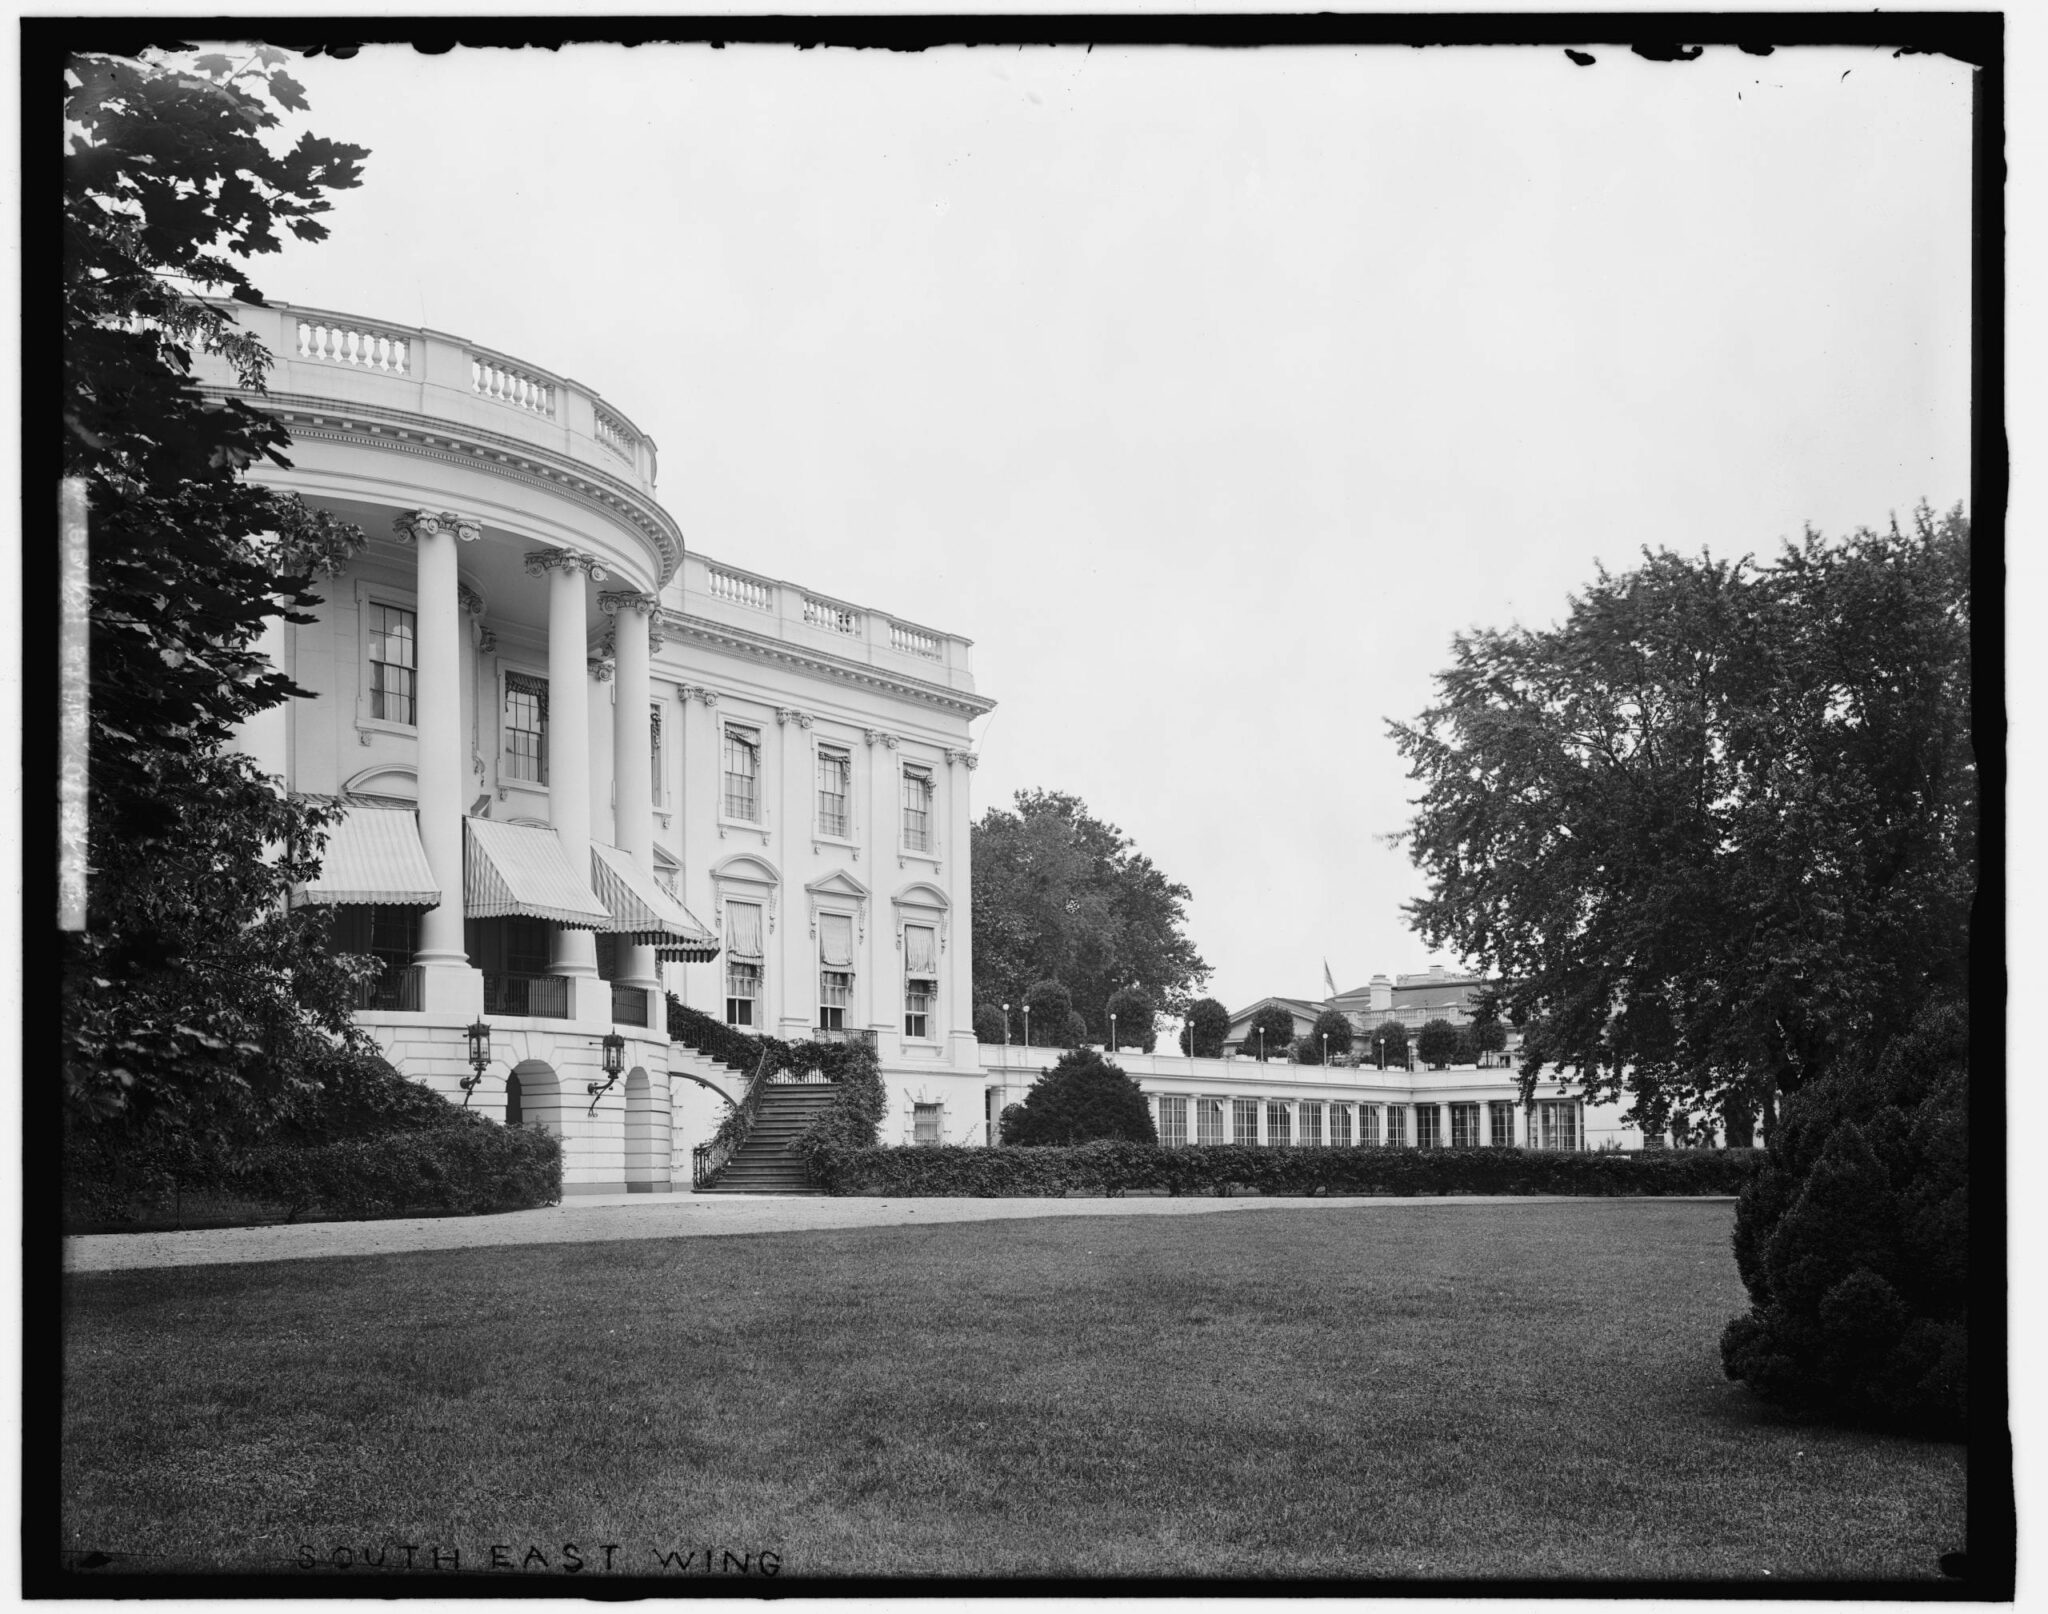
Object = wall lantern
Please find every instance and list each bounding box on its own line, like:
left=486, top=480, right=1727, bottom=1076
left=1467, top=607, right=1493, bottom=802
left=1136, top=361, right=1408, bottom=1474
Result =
left=586, top=1029, right=628, bottom=1111
left=460, top=1019, right=493, bottom=1106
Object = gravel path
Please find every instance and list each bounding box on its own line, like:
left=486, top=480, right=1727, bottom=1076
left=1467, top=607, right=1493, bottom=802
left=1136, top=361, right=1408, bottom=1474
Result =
left=64, top=1192, right=1734, bottom=1273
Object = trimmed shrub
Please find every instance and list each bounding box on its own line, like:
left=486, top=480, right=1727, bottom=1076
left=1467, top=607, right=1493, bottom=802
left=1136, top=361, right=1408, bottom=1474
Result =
left=236, top=1120, right=561, bottom=1220
left=1720, top=998, right=1967, bottom=1435
left=1062, top=1009, right=1090, bottom=1048
left=1244, top=1003, right=1297, bottom=1061
left=1105, top=986, right=1158, bottom=1052
left=1003, top=1049, right=1157, bottom=1146
left=1369, top=1020, right=1410, bottom=1068
left=973, top=1003, right=1008, bottom=1045
left=1023, top=978, right=1074, bottom=1047
left=1298, top=1009, right=1353, bottom=1065
left=807, top=1141, right=1765, bottom=1198
left=1416, top=1017, right=1461, bottom=1069
left=1179, top=997, right=1231, bottom=1058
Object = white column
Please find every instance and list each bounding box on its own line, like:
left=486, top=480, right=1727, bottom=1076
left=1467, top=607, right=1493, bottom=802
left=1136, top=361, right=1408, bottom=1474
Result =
left=530, top=550, right=599, bottom=988
left=396, top=511, right=481, bottom=1013
left=606, top=592, right=661, bottom=993
left=944, top=747, right=979, bottom=1068
left=775, top=707, right=811, bottom=1041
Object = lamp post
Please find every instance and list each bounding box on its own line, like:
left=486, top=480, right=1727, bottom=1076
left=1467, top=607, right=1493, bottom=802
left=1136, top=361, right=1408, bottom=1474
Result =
left=1002, top=1002, right=1011, bottom=1068
left=586, top=1029, right=627, bottom=1112
left=460, top=1018, right=493, bottom=1107
left=1322, top=1033, right=1329, bottom=1068
left=1110, top=1012, right=1118, bottom=1054
left=1257, top=1025, right=1266, bottom=1063
left=1022, top=1004, right=1031, bottom=1050
left=1376, top=1034, right=1384, bottom=1071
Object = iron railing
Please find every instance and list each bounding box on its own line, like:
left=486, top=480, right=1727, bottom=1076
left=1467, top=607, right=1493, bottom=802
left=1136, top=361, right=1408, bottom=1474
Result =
left=611, top=984, right=650, bottom=1027
left=352, top=966, right=423, bottom=1012
left=483, top=971, right=570, bottom=1019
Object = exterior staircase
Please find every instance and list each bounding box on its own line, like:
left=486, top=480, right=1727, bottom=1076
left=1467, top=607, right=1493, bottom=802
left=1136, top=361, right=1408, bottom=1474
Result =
left=702, top=1082, right=840, bottom=1194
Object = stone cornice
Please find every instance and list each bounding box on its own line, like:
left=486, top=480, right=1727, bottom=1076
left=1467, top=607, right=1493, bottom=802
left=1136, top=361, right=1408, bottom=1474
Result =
left=205, top=384, right=684, bottom=587
left=658, top=611, right=997, bottom=719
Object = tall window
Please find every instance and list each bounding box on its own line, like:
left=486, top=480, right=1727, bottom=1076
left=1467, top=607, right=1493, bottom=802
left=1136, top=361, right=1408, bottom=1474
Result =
left=723, top=727, right=760, bottom=820
left=1450, top=1103, right=1481, bottom=1148
left=1158, top=1095, right=1188, bottom=1148
left=1538, top=1099, right=1581, bottom=1151
left=1416, top=1105, right=1442, bottom=1149
left=901, top=764, right=933, bottom=852
left=914, top=1102, right=943, bottom=1146
left=818, top=911, right=854, bottom=1031
left=1359, top=1104, right=1381, bottom=1146
left=725, top=900, right=764, bottom=1026
left=504, top=672, right=547, bottom=783
left=1385, top=1106, right=1407, bottom=1148
left=817, top=746, right=851, bottom=837
left=1196, top=1098, right=1226, bottom=1145
left=1266, top=1101, right=1292, bottom=1147
left=1300, top=1102, right=1324, bottom=1147
left=649, top=706, right=663, bottom=804
left=334, top=905, right=419, bottom=1007
left=368, top=603, right=417, bottom=725
left=1233, top=1097, right=1260, bottom=1146
left=1331, top=1103, right=1353, bottom=1148
left=903, top=924, right=937, bottom=1040
left=1489, top=1101, right=1517, bottom=1148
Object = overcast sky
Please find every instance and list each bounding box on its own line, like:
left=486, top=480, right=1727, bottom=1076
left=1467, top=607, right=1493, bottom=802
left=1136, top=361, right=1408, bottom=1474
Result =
left=239, top=39, right=1973, bottom=1015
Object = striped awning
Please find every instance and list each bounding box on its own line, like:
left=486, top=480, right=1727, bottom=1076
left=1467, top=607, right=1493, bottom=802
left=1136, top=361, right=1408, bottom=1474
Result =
left=464, top=818, right=610, bottom=929
left=293, top=807, right=440, bottom=907
left=589, top=843, right=721, bottom=962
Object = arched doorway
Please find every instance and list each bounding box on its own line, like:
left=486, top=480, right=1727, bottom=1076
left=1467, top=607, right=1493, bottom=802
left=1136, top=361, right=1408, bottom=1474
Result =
left=506, top=1059, right=565, bottom=1136
left=623, top=1067, right=669, bottom=1192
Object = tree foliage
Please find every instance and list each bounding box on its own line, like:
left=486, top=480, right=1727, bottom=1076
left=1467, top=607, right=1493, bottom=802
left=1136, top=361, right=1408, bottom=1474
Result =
left=972, top=1003, right=1008, bottom=1045
left=1000, top=1050, right=1158, bottom=1147
left=1720, top=998, right=1967, bottom=1434
left=1368, top=1020, right=1409, bottom=1068
left=62, top=48, right=373, bottom=1138
left=1416, top=1017, right=1461, bottom=1070
left=1296, top=1009, right=1353, bottom=1065
left=1244, top=1003, right=1297, bottom=1062
left=1391, top=510, right=1973, bottom=1127
left=972, top=789, right=1210, bottom=1039
left=1021, top=978, right=1074, bottom=1047
left=1178, top=996, right=1230, bottom=1058
left=1105, top=985, right=1157, bottom=1052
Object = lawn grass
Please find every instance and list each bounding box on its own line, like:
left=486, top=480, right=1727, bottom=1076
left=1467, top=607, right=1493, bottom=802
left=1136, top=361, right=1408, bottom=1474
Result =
left=60, top=1200, right=1964, bottom=1582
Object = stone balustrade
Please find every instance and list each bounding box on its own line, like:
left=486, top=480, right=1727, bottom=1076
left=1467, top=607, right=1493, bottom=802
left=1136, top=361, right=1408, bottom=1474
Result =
left=676, top=552, right=977, bottom=689
left=196, top=299, right=662, bottom=496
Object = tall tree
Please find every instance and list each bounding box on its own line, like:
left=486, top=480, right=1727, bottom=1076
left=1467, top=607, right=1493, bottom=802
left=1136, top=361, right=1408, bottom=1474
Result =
left=1390, top=509, right=1973, bottom=1131
left=62, top=47, right=373, bottom=1136
left=972, top=789, right=1210, bottom=1037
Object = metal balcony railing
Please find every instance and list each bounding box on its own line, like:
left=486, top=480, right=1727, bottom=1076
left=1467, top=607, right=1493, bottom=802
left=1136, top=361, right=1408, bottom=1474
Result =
left=611, top=984, right=650, bottom=1027
left=811, top=1026, right=877, bottom=1049
left=483, top=971, right=570, bottom=1020
left=352, top=966, right=423, bottom=1012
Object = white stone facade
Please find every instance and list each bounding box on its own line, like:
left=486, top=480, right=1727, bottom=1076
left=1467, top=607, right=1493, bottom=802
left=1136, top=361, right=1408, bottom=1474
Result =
left=211, top=302, right=993, bottom=1192
left=984, top=1047, right=1646, bottom=1152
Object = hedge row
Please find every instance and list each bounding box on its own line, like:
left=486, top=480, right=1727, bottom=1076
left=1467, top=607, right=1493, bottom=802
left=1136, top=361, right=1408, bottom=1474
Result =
left=806, top=1140, right=1765, bottom=1198
left=66, top=1116, right=563, bottom=1231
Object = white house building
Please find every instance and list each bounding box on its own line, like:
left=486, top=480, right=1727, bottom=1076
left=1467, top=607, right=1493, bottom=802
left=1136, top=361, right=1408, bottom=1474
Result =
left=213, top=302, right=994, bottom=1193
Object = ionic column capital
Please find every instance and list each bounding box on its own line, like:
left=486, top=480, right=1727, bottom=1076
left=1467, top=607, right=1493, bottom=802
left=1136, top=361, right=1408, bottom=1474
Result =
left=944, top=748, right=979, bottom=770
left=598, top=589, right=660, bottom=617
left=394, top=509, right=481, bottom=545
left=589, top=658, right=615, bottom=684
left=457, top=582, right=487, bottom=616
left=523, top=547, right=610, bottom=582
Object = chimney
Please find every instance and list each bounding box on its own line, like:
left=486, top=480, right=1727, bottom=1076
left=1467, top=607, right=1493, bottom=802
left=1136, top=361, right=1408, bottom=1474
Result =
left=1369, top=973, right=1392, bottom=1013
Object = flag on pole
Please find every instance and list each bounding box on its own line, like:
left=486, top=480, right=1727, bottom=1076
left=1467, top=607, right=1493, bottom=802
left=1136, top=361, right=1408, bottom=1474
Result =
left=1323, top=959, right=1338, bottom=998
